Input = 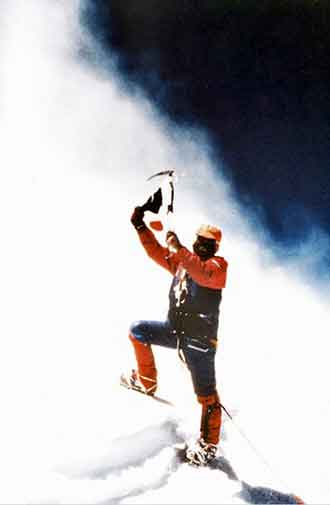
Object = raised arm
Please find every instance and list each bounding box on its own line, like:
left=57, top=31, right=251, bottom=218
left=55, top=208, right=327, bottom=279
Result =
left=176, top=247, right=227, bottom=289
left=131, top=207, right=179, bottom=274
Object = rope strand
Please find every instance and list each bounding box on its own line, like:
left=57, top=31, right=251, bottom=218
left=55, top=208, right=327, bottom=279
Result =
left=221, top=403, right=291, bottom=491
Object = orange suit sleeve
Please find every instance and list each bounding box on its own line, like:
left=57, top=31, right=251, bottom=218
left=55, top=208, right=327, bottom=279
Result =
left=175, top=247, right=227, bottom=289
left=136, top=228, right=179, bottom=275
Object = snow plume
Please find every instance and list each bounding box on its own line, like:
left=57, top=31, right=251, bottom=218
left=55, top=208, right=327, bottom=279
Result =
left=0, top=0, right=329, bottom=503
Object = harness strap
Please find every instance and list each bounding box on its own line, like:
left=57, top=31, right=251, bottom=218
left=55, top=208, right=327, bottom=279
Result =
left=176, top=335, right=187, bottom=365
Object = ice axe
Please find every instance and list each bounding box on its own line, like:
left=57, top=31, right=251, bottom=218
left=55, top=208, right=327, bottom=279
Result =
left=141, top=170, right=175, bottom=231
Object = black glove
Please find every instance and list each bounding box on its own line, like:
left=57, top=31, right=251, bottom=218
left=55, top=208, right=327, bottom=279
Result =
left=131, top=207, right=147, bottom=231
left=166, top=231, right=183, bottom=252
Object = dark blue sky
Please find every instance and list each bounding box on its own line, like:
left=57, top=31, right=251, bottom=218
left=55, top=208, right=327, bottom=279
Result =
left=81, top=0, right=330, bottom=278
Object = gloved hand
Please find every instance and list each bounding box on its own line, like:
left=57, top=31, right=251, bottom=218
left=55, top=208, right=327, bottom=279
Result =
left=131, top=207, right=147, bottom=231
left=166, top=231, right=183, bottom=252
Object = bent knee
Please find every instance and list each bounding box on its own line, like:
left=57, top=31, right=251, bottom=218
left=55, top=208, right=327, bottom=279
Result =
left=129, top=320, right=149, bottom=343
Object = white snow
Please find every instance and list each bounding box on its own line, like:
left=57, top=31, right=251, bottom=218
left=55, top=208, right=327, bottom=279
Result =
left=0, top=0, right=329, bottom=503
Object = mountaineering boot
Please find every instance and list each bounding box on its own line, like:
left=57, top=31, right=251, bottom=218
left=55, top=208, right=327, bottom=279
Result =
left=129, top=333, right=158, bottom=393
left=120, top=369, right=157, bottom=396
left=185, top=438, right=218, bottom=466
left=184, top=392, right=221, bottom=466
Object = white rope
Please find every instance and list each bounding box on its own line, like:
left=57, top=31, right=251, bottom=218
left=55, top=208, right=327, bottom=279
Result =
left=222, top=406, right=292, bottom=491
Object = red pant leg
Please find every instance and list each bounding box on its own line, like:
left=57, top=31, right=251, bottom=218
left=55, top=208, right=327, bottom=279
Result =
left=197, top=391, right=222, bottom=445
left=129, top=333, right=157, bottom=392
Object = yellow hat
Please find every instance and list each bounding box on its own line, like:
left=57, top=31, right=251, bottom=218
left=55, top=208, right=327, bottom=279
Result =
left=196, top=224, right=222, bottom=243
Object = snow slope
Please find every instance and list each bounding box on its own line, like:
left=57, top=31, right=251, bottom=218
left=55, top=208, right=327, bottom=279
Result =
left=0, top=376, right=296, bottom=505
left=0, top=1, right=329, bottom=503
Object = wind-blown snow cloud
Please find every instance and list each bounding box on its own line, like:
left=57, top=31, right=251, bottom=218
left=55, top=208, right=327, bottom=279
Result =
left=0, top=1, right=329, bottom=504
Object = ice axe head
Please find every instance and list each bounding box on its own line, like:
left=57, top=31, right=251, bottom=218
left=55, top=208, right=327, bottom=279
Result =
left=146, top=170, right=175, bottom=182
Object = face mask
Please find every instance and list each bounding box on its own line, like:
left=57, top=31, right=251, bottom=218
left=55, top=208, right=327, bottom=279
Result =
left=193, top=235, right=217, bottom=260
